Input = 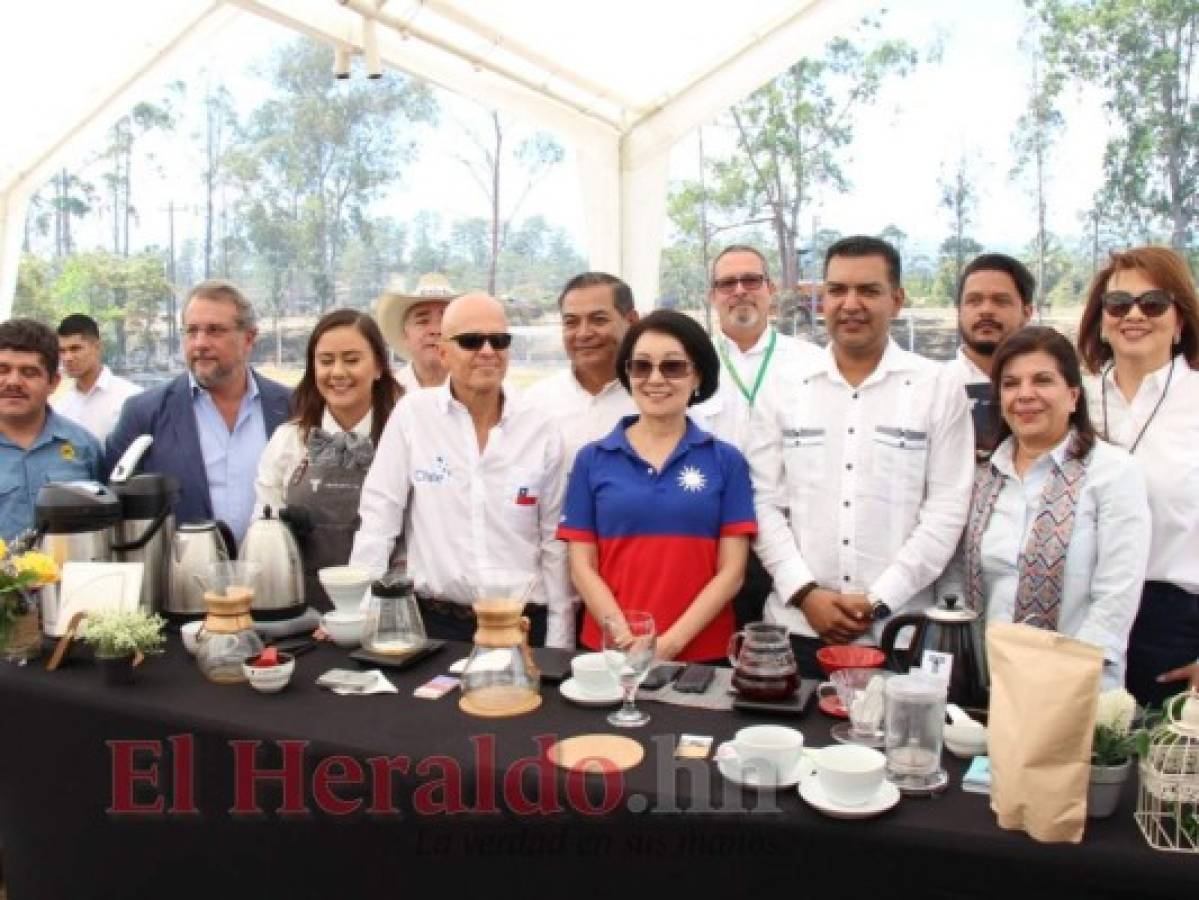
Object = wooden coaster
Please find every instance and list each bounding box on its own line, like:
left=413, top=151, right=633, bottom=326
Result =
left=459, top=688, right=542, bottom=718
left=547, top=735, right=644, bottom=774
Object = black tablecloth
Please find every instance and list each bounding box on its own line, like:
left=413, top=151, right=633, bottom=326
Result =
left=0, top=640, right=1195, bottom=900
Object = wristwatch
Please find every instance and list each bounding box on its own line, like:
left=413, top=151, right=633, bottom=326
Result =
left=789, top=581, right=818, bottom=610
left=868, top=592, right=892, bottom=622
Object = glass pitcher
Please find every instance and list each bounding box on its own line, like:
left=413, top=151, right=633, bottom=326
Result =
left=362, top=575, right=426, bottom=655
left=459, top=568, right=541, bottom=718
left=194, top=562, right=264, bottom=684
left=727, top=622, right=799, bottom=701
left=883, top=672, right=949, bottom=794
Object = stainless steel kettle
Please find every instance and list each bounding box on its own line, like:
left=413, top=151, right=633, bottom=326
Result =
left=167, top=520, right=234, bottom=618
left=238, top=506, right=305, bottom=619
left=879, top=594, right=989, bottom=711
left=111, top=474, right=180, bottom=618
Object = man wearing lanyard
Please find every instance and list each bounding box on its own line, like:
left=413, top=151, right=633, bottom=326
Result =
left=748, top=236, right=973, bottom=676
left=693, top=245, right=821, bottom=628
left=350, top=293, right=572, bottom=648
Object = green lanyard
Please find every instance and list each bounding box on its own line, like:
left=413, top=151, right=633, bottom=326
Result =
left=718, top=328, right=777, bottom=407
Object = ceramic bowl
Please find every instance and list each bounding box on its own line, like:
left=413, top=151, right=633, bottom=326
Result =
left=571, top=652, right=618, bottom=695
left=180, top=620, right=204, bottom=655
left=321, top=612, right=366, bottom=649
left=943, top=723, right=988, bottom=758
left=816, top=645, right=885, bottom=676
left=242, top=652, right=295, bottom=693
left=317, top=566, right=373, bottom=614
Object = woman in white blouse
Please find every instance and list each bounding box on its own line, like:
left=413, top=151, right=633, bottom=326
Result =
left=945, top=326, right=1150, bottom=688
left=1077, top=246, right=1199, bottom=705
left=255, top=309, right=403, bottom=609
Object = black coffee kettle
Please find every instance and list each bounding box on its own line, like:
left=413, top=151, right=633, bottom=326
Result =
left=879, top=595, right=989, bottom=711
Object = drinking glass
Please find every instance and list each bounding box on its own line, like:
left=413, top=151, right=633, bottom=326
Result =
left=602, top=611, right=656, bottom=727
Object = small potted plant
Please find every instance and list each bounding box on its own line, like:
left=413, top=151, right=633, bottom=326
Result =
left=1089, top=687, right=1138, bottom=818
left=0, top=535, right=61, bottom=664
left=79, top=610, right=167, bottom=685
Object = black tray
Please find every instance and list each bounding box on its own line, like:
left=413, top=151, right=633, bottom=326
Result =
left=350, top=640, right=446, bottom=670
left=731, top=678, right=818, bottom=716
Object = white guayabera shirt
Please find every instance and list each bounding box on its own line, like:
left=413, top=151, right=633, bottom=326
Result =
left=349, top=381, right=573, bottom=648
left=748, top=340, right=974, bottom=642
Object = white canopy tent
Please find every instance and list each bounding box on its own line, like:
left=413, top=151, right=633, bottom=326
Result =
left=0, top=0, right=869, bottom=316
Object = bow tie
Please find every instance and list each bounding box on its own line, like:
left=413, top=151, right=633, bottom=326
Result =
left=307, top=428, right=375, bottom=469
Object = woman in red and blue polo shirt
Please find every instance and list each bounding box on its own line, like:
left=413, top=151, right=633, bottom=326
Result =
left=557, top=310, right=757, bottom=662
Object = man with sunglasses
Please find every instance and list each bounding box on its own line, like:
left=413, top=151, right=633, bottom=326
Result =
left=523, top=272, right=638, bottom=471
left=351, top=293, right=572, bottom=648
left=692, top=245, right=821, bottom=629
left=748, top=236, right=973, bottom=677
left=947, top=253, right=1035, bottom=457
left=105, top=280, right=291, bottom=541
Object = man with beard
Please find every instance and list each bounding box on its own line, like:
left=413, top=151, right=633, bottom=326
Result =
left=748, top=236, right=973, bottom=676
left=947, top=254, right=1035, bottom=456
left=106, top=280, right=291, bottom=542
left=692, top=245, right=821, bottom=628
left=523, top=272, right=638, bottom=471
left=0, top=318, right=100, bottom=539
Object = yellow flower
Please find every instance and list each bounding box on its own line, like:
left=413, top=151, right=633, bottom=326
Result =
left=60, top=443, right=76, bottom=461
left=0, top=538, right=7, bottom=560
left=14, top=551, right=60, bottom=585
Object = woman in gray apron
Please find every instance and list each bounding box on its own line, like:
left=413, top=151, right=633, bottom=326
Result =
left=254, top=309, right=403, bottom=610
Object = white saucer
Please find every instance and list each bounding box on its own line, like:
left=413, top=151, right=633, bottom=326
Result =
left=798, top=776, right=901, bottom=819
left=715, top=743, right=814, bottom=790
left=560, top=677, right=623, bottom=707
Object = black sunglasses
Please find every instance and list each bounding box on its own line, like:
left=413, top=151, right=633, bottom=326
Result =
left=445, top=332, right=513, bottom=351
left=712, top=273, right=767, bottom=294
left=626, top=358, right=693, bottom=380
left=1100, top=289, right=1174, bottom=318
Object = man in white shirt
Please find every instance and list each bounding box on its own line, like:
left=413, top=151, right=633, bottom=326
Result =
left=945, top=254, right=1034, bottom=457
left=692, top=245, right=822, bottom=628
left=749, top=235, right=974, bottom=676
left=523, top=272, right=638, bottom=470
left=350, top=293, right=572, bottom=648
left=55, top=313, right=141, bottom=442
left=376, top=273, right=456, bottom=392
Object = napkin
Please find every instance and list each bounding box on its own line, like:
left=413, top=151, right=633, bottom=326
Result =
left=330, top=670, right=398, bottom=695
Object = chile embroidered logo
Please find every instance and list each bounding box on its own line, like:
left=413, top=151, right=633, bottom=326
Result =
left=515, top=486, right=538, bottom=506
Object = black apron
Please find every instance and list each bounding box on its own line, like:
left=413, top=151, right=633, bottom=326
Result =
left=284, top=429, right=375, bottom=611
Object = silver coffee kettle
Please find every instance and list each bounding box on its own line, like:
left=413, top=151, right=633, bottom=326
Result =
left=110, top=473, right=180, bottom=618
left=166, top=520, right=235, bottom=619
left=238, top=506, right=305, bottom=618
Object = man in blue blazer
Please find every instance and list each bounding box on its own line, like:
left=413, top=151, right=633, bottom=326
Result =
left=106, top=280, right=291, bottom=543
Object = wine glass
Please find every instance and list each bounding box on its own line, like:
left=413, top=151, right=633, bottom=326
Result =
left=602, top=611, right=656, bottom=727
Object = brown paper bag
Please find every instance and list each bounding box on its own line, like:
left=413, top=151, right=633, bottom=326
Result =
left=986, top=621, right=1103, bottom=843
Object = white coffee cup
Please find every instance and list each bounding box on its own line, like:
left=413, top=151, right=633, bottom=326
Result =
left=814, top=744, right=886, bottom=806
left=571, top=652, right=618, bottom=695
left=728, top=725, right=804, bottom=784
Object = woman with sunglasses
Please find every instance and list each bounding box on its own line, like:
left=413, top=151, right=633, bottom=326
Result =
left=941, top=326, right=1150, bottom=688
left=557, top=310, right=757, bottom=662
left=1078, top=246, right=1199, bottom=705
left=255, top=309, right=403, bottom=609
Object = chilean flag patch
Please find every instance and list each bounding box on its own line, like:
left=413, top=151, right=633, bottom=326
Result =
left=515, top=486, right=538, bottom=506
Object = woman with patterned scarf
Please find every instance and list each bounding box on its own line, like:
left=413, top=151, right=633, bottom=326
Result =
left=939, top=326, right=1150, bottom=689
left=254, top=309, right=403, bottom=611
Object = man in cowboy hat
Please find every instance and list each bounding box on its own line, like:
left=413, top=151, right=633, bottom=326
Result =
left=376, top=273, right=458, bottom=392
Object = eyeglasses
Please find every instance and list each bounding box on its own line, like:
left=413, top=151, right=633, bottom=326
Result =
left=1100, top=289, right=1174, bottom=318
left=626, top=358, right=693, bottom=380
left=445, top=332, right=513, bottom=351
left=712, top=274, right=768, bottom=294
left=183, top=324, right=238, bottom=340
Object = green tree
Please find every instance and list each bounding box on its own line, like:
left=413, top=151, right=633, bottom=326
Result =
left=1031, top=0, right=1199, bottom=249
left=12, top=255, right=60, bottom=323
left=939, top=154, right=982, bottom=291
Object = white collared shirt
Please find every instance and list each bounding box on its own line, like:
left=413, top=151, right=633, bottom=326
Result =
left=521, top=369, right=636, bottom=471
left=54, top=366, right=141, bottom=442
left=1085, top=355, right=1199, bottom=593
left=692, top=327, right=823, bottom=451
left=944, top=347, right=990, bottom=388
left=748, top=340, right=974, bottom=640
left=939, top=434, right=1150, bottom=687
left=254, top=409, right=374, bottom=515
left=349, top=382, right=573, bottom=648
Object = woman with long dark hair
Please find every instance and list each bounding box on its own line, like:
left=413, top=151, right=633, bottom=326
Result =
left=255, top=309, right=402, bottom=609
left=1078, top=246, right=1199, bottom=705
left=940, top=326, right=1150, bottom=688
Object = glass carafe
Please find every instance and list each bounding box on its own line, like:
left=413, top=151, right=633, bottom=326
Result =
left=459, top=569, right=541, bottom=718
left=195, top=562, right=264, bottom=684
left=362, top=575, right=426, bottom=655
left=728, top=622, right=799, bottom=700
left=883, top=673, right=949, bottom=794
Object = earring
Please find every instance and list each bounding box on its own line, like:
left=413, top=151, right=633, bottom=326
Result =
left=1174, top=333, right=1182, bottom=346
left=1099, top=332, right=1109, bottom=345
